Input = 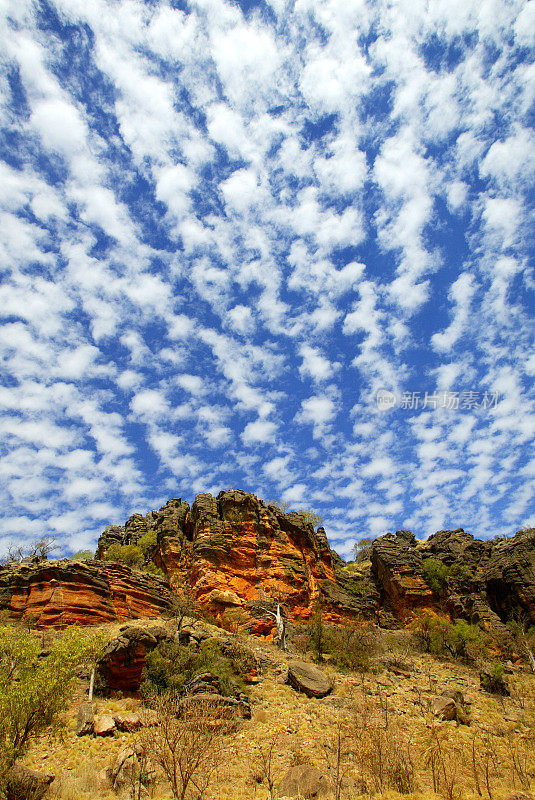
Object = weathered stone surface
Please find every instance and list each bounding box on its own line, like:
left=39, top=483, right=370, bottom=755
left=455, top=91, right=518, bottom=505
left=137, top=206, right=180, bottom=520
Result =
left=97, top=490, right=362, bottom=634
left=278, top=764, right=330, bottom=798
left=287, top=661, right=333, bottom=698
left=114, top=712, right=142, bottom=732
left=75, top=701, right=94, bottom=736
left=93, top=714, right=116, bottom=736
left=6, top=765, right=54, bottom=800
left=97, top=625, right=173, bottom=693
left=110, top=745, right=155, bottom=790
left=371, top=531, right=434, bottom=621
left=432, top=696, right=457, bottom=721
left=369, top=526, right=535, bottom=635
left=0, top=560, right=172, bottom=628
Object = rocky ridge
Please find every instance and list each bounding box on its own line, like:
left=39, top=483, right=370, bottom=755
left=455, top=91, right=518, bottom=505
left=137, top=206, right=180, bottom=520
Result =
left=1, top=489, right=534, bottom=641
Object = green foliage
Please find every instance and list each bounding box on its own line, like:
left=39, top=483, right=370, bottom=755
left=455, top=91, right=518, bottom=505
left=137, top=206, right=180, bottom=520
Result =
left=325, top=623, right=379, bottom=672
left=137, top=531, right=157, bottom=554
left=296, top=605, right=379, bottom=672
left=140, top=639, right=253, bottom=705
left=0, top=626, right=104, bottom=790
left=353, top=537, right=373, bottom=560
left=421, top=558, right=450, bottom=596
left=70, top=549, right=94, bottom=561
left=104, top=543, right=143, bottom=567
left=413, top=611, right=488, bottom=661
left=143, top=562, right=165, bottom=577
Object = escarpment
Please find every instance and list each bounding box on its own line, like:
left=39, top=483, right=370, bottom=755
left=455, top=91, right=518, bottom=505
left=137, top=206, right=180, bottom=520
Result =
left=97, top=490, right=364, bottom=633
left=1, top=488, right=533, bottom=641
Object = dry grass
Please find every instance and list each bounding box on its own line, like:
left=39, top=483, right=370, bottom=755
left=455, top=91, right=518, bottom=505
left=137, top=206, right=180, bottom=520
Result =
left=21, top=620, right=535, bottom=800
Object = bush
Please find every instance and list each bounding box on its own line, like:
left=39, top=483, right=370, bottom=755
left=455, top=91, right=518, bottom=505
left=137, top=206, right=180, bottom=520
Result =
left=140, top=639, right=253, bottom=704
left=137, top=531, right=157, bottom=554
left=0, top=626, right=104, bottom=792
left=295, top=608, right=379, bottom=672
left=70, top=550, right=94, bottom=561
left=104, top=543, right=143, bottom=567
left=422, top=558, right=450, bottom=596
left=326, top=623, right=380, bottom=672
left=413, top=611, right=488, bottom=661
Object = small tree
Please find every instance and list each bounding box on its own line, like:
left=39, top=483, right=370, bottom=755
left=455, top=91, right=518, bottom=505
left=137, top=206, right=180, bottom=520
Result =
left=165, top=584, right=200, bottom=634
left=251, top=731, right=283, bottom=800
left=307, top=600, right=327, bottom=662
left=29, top=536, right=60, bottom=561
left=422, top=558, right=450, bottom=597
left=508, top=612, right=535, bottom=673
left=141, top=694, right=229, bottom=800
left=104, top=543, right=143, bottom=568
left=353, top=538, right=373, bottom=560
left=0, top=626, right=104, bottom=792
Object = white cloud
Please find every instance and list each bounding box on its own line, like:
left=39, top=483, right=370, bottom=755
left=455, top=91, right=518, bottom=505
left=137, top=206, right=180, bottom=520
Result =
left=241, top=419, right=277, bottom=445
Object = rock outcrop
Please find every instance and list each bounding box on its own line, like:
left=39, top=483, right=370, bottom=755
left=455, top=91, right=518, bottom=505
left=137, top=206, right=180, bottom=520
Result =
left=97, top=625, right=173, bottom=693
left=287, top=660, right=333, bottom=698
left=2, top=488, right=533, bottom=644
left=0, top=560, right=172, bottom=628
left=97, top=490, right=363, bottom=633
left=368, top=527, right=535, bottom=631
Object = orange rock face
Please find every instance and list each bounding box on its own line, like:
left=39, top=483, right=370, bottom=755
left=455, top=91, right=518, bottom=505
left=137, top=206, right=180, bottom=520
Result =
left=0, top=560, right=172, bottom=628
left=99, top=490, right=360, bottom=635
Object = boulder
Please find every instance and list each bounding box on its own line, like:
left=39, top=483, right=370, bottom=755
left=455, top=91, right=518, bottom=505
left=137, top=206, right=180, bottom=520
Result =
left=287, top=661, right=333, bottom=698
left=75, top=701, right=94, bottom=736
left=114, top=712, right=142, bottom=732
left=94, top=714, right=116, bottom=736
left=97, top=625, right=173, bottom=693
left=5, top=765, right=54, bottom=800
left=278, top=764, right=329, bottom=798
left=432, top=690, right=470, bottom=724
left=110, top=745, right=150, bottom=790
left=432, top=696, right=457, bottom=721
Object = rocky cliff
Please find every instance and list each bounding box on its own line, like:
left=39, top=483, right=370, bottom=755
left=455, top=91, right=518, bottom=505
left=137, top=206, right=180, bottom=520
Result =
left=368, top=527, right=535, bottom=632
left=0, top=559, right=172, bottom=627
left=97, top=490, right=362, bottom=633
left=1, top=489, right=533, bottom=639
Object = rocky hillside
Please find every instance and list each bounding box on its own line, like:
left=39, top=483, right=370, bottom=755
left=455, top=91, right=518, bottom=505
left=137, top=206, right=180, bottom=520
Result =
left=1, top=489, right=534, bottom=641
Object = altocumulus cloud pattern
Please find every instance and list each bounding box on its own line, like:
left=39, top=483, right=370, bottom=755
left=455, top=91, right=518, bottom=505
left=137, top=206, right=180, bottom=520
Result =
left=0, top=0, right=534, bottom=557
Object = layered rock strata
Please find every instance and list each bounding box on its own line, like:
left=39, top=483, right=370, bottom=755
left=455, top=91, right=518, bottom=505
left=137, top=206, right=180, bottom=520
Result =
left=0, top=559, right=171, bottom=627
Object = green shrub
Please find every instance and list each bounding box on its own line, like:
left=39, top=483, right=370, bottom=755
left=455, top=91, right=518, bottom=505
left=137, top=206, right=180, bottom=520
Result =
left=325, top=623, right=379, bottom=672
left=104, top=543, right=143, bottom=567
left=70, top=550, right=94, bottom=561
left=0, top=626, right=104, bottom=791
left=413, top=611, right=488, bottom=661
left=422, top=558, right=450, bottom=596
left=295, top=608, right=379, bottom=673
left=137, top=531, right=157, bottom=554
left=140, top=639, right=253, bottom=705
left=143, top=562, right=165, bottom=577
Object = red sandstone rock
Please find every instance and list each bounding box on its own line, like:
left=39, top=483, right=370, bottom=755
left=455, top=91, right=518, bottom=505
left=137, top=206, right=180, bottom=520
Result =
left=0, top=560, right=172, bottom=628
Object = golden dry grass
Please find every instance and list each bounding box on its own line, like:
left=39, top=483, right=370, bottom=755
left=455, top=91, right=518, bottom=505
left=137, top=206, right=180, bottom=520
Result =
left=22, top=621, right=535, bottom=800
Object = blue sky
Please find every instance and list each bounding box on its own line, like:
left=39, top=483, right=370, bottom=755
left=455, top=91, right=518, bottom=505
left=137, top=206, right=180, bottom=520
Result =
left=0, top=0, right=534, bottom=559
